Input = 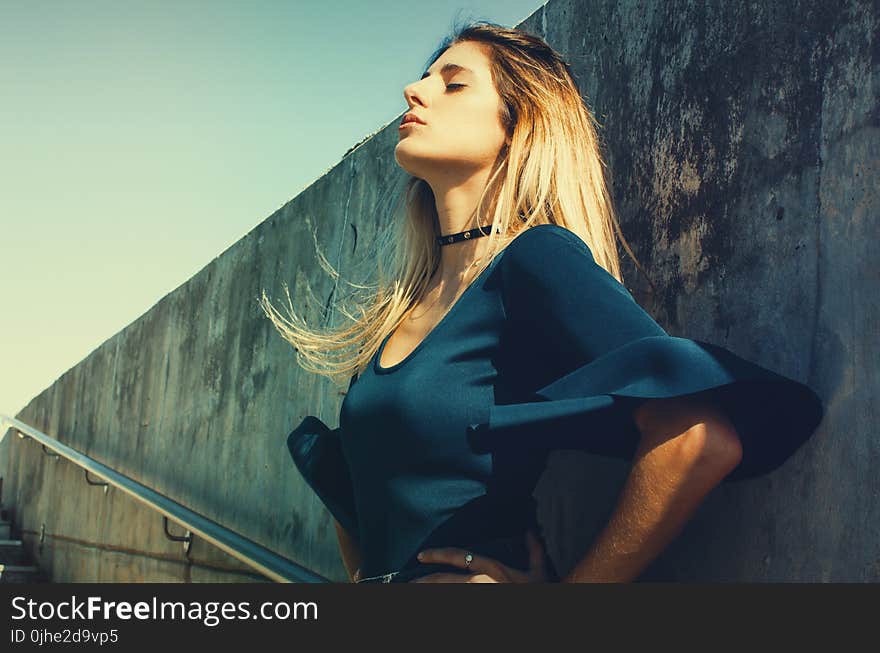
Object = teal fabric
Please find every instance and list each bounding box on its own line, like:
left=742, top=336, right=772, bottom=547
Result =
left=287, top=224, right=824, bottom=580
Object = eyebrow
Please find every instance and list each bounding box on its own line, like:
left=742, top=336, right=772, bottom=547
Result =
left=420, top=63, right=474, bottom=80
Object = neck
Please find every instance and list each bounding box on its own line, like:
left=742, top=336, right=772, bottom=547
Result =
left=428, top=168, right=497, bottom=282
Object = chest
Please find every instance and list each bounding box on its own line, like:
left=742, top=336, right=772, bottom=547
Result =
left=339, top=285, right=508, bottom=472
left=378, top=298, right=456, bottom=370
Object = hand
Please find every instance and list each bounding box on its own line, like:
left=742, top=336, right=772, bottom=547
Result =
left=410, top=530, right=550, bottom=583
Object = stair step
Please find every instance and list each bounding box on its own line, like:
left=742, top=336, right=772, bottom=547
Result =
left=0, top=540, right=30, bottom=565
left=0, top=564, right=48, bottom=583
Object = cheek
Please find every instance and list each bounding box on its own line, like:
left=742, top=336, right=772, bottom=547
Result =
left=448, top=116, right=507, bottom=154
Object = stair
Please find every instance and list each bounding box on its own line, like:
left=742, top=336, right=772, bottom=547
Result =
left=0, top=510, right=50, bottom=583
left=0, top=564, right=44, bottom=583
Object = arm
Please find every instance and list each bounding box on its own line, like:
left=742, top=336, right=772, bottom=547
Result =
left=560, top=395, right=743, bottom=583
left=333, top=519, right=364, bottom=582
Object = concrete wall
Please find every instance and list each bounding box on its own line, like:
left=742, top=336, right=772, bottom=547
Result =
left=1, top=0, right=876, bottom=582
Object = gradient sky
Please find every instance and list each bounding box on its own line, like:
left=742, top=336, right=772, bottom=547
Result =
left=0, top=0, right=546, bottom=418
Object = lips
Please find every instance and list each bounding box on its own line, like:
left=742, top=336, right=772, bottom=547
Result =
left=401, top=112, right=426, bottom=126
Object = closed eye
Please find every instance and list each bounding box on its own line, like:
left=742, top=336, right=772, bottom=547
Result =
left=446, top=84, right=465, bottom=91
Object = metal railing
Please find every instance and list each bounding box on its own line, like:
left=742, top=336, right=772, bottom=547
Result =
left=0, top=414, right=330, bottom=583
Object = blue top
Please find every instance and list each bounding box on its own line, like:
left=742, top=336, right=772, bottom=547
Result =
left=286, top=224, right=824, bottom=581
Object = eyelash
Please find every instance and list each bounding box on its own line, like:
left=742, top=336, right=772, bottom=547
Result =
left=446, top=84, right=464, bottom=91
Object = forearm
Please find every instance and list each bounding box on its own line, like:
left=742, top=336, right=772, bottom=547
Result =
left=560, top=424, right=740, bottom=583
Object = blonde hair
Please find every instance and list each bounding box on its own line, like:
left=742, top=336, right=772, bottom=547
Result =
left=259, top=20, right=653, bottom=386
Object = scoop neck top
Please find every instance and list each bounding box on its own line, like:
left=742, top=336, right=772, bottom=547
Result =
left=286, top=223, right=824, bottom=581
left=374, top=249, right=507, bottom=374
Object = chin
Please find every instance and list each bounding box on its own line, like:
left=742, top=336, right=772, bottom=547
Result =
left=394, top=147, right=427, bottom=179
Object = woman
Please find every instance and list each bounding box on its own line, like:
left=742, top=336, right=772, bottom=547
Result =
left=260, top=22, right=824, bottom=583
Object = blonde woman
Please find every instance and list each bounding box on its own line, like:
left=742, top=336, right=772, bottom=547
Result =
left=262, top=22, right=823, bottom=583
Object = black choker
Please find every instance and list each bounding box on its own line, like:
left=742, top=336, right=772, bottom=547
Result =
left=437, top=224, right=495, bottom=246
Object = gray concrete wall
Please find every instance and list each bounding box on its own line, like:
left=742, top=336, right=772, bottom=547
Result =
left=1, top=0, right=876, bottom=582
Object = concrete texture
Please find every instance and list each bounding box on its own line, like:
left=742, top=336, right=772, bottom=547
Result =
left=1, top=0, right=876, bottom=582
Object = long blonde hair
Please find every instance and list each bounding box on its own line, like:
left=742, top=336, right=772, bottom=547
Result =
left=259, top=20, right=652, bottom=385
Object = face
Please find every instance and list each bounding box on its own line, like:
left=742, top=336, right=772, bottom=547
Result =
left=395, top=41, right=509, bottom=182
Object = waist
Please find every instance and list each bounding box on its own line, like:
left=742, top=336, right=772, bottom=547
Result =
left=354, top=530, right=559, bottom=583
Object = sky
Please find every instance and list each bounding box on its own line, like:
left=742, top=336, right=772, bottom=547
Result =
left=0, top=0, right=545, bottom=419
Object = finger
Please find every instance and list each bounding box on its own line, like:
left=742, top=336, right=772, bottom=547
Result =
left=469, top=574, right=501, bottom=584
left=417, top=547, right=471, bottom=563
left=525, top=531, right=548, bottom=581
left=526, top=530, right=546, bottom=571
left=418, top=548, right=506, bottom=578
left=411, top=572, right=476, bottom=583
left=417, top=548, right=483, bottom=570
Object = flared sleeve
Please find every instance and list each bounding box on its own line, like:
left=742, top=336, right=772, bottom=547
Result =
left=466, top=225, right=824, bottom=483
left=286, top=375, right=360, bottom=541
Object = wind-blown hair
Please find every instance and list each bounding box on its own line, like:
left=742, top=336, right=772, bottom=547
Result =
left=259, top=20, right=651, bottom=385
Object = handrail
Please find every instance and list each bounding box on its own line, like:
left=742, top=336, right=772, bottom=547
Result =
left=0, top=414, right=331, bottom=583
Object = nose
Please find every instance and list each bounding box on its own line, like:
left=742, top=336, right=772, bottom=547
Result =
left=403, top=80, right=425, bottom=109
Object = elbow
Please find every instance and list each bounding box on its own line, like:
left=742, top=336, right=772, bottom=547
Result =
left=633, top=396, right=743, bottom=479
left=680, top=420, right=743, bottom=475
left=634, top=396, right=742, bottom=470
